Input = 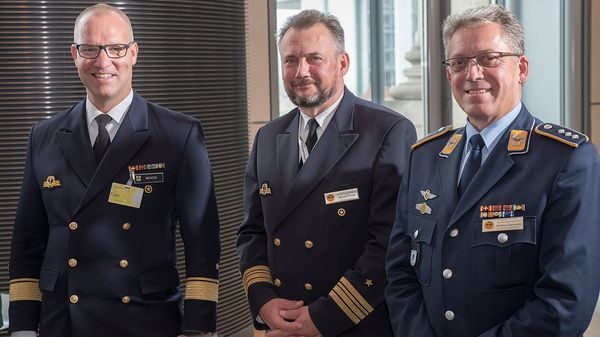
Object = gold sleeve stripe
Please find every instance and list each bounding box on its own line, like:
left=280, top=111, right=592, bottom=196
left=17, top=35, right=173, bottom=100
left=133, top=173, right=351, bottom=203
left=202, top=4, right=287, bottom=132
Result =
left=339, top=277, right=374, bottom=312
left=329, top=289, right=361, bottom=324
left=328, top=276, right=375, bottom=323
left=185, top=278, right=219, bottom=302
left=242, top=265, right=273, bottom=292
left=335, top=283, right=369, bottom=317
left=9, top=278, right=42, bottom=302
left=332, top=284, right=367, bottom=321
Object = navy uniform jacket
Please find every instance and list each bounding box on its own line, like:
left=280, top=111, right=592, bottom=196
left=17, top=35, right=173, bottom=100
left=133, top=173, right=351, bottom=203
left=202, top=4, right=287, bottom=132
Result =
left=236, top=88, right=416, bottom=337
left=385, top=106, right=600, bottom=337
left=9, top=92, right=220, bottom=337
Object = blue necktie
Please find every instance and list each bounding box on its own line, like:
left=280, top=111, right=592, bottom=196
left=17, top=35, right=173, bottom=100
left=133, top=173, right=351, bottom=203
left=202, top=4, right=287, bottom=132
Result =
left=458, top=134, right=484, bottom=198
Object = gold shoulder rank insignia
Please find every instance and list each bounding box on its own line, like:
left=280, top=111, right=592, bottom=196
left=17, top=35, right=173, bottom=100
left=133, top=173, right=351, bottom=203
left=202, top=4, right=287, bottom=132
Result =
left=534, top=123, right=588, bottom=148
left=42, top=176, right=61, bottom=189
left=412, top=125, right=453, bottom=150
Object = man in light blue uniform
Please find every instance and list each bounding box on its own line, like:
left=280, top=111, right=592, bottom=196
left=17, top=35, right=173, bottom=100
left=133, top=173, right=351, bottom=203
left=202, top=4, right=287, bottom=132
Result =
left=385, top=4, right=600, bottom=337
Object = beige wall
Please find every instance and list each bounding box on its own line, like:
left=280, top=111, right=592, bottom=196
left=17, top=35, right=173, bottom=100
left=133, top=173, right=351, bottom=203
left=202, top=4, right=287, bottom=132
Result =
left=591, top=0, right=600, bottom=146
left=246, top=0, right=273, bottom=150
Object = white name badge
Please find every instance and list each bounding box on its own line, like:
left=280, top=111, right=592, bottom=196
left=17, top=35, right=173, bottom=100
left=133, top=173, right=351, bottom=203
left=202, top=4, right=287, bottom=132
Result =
left=108, top=183, right=143, bottom=208
left=324, top=188, right=359, bottom=205
left=482, top=216, right=524, bottom=232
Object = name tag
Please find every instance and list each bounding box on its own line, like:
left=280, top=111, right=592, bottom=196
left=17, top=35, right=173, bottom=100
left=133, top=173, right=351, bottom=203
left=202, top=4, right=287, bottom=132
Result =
left=482, top=216, right=524, bottom=232
left=108, top=183, right=143, bottom=208
left=133, top=172, right=164, bottom=184
left=324, top=188, right=359, bottom=205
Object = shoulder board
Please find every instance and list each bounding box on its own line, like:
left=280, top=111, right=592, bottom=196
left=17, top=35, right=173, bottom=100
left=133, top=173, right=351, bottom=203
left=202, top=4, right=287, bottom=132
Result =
left=534, top=123, right=588, bottom=148
left=412, top=125, right=453, bottom=150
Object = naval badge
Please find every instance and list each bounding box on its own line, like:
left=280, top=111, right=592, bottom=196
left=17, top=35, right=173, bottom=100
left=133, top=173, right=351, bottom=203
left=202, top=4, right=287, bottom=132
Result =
left=415, top=202, right=432, bottom=215
left=259, top=182, right=272, bottom=196
left=420, top=189, right=438, bottom=201
left=42, top=176, right=61, bottom=189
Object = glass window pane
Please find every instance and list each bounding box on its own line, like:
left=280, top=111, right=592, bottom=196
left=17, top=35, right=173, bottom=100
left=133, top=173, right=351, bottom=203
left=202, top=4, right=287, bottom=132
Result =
left=275, top=0, right=371, bottom=116
left=381, top=0, right=426, bottom=137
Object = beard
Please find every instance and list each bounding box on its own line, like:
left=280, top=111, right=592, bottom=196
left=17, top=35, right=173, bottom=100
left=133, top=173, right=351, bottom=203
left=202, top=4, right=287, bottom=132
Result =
left=285, top=77, right=337, bottom=108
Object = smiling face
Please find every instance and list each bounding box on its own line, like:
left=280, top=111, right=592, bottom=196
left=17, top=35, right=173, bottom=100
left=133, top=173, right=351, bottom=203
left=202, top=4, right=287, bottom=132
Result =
left=279, top=23, right=349, bottom=117
left=70, top=11, right=138, bottom=112
left=446, top=23, right=528, bottom=131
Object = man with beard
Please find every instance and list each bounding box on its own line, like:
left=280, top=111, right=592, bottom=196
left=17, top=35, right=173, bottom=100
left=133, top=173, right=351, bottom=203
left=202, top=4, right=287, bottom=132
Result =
left=236, top=9, right=416, bottom=337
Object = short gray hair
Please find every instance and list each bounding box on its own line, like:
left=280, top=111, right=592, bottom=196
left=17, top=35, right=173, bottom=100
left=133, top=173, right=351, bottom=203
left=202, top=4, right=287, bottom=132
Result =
left=278, top=9, right=345, bottom=53
left=74, top=3, right=134, bottom=43
left=442, top=4, right=524, bottom=57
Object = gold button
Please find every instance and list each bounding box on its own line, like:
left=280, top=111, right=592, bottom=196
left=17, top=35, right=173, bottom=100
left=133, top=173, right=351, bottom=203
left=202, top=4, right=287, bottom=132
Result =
left=69, top=295, right=79, bottom=304
left=304, top=283, right=313, bottom=290
left=119, top=259, right=129, bottom=268
left=337, top=208, right=346, bottom=217
left=69, top=222, right=78, bottom=230
left=68, top=258, right=78, bottom=267
left=273, top=238, right=281, bottom=247
left=121, top=296, right=131, bottom=304
left=304, top=240, right=313, bottom=249
left=274, top=278, right=281, bottom=287
left=122, top=222, right=131, bottom=230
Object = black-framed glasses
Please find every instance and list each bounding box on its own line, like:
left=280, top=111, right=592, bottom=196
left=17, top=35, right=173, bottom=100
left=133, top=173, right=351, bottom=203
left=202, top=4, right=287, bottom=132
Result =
left=442, top=51, right=521, bottom=73
left=73, top=42, right=135, bottom=59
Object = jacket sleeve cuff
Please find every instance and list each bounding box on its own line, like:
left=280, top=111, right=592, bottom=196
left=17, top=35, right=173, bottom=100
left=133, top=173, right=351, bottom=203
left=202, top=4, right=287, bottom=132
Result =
left=8, top=300, right=41, bottom=332
left=182, top=299, right=217, bottom=332
left=309, top=276, right=378, bottom=337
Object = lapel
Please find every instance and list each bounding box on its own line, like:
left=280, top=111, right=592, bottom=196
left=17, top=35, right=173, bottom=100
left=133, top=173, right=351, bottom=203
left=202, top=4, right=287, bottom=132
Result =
left=73, top=93, right=151, bottom=215
left=446, top=106, right=535, bottom=230
left=437, top=128, right=465, bottom=211
left=56, top=99, right=97, bottom=188
left=275, top=89, right=359, bottom=227
left=276, top=111, right=300, bottom=195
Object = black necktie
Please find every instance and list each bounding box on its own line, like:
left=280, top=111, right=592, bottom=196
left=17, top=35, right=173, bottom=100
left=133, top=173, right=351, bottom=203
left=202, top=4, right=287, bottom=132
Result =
left=458, top=134, right=484, bottom=198
left=306, top=118, right=319, bottom=154
left=93, top=114, right=112, bottom=164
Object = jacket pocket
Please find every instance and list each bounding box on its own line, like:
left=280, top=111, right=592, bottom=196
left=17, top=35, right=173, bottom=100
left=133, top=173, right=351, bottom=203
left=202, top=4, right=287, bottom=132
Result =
left=471, top=216, right=537, bottom=291
left=139, top=266, right=180, bottom=298
left=407, top=212, right=436, bottom=286
left=39, top=269, right=59, bottom=292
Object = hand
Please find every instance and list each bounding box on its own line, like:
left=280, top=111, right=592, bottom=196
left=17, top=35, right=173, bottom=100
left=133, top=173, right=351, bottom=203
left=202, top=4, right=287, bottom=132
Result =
left=259, top=298, right=304, bottom=332
left=277, top=306, right=321, bottom=337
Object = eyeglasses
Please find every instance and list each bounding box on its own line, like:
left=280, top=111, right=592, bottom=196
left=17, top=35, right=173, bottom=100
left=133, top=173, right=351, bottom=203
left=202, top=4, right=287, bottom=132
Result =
left=73, top=42, right=135, bottom=59
left=442, top=51, right=521, bottom=73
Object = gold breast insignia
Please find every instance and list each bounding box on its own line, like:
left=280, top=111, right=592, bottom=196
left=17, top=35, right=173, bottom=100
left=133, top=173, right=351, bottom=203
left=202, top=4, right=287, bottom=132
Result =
left=42, top=176, right=61, bottom=189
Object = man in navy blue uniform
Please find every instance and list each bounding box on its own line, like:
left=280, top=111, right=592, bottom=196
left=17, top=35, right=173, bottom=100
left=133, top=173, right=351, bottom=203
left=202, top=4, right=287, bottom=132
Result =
left=236, top=9, right=416, bottom=337
left=385, top=4, right=600, bottom=337
left=8, top=4, right=220, bottom=337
